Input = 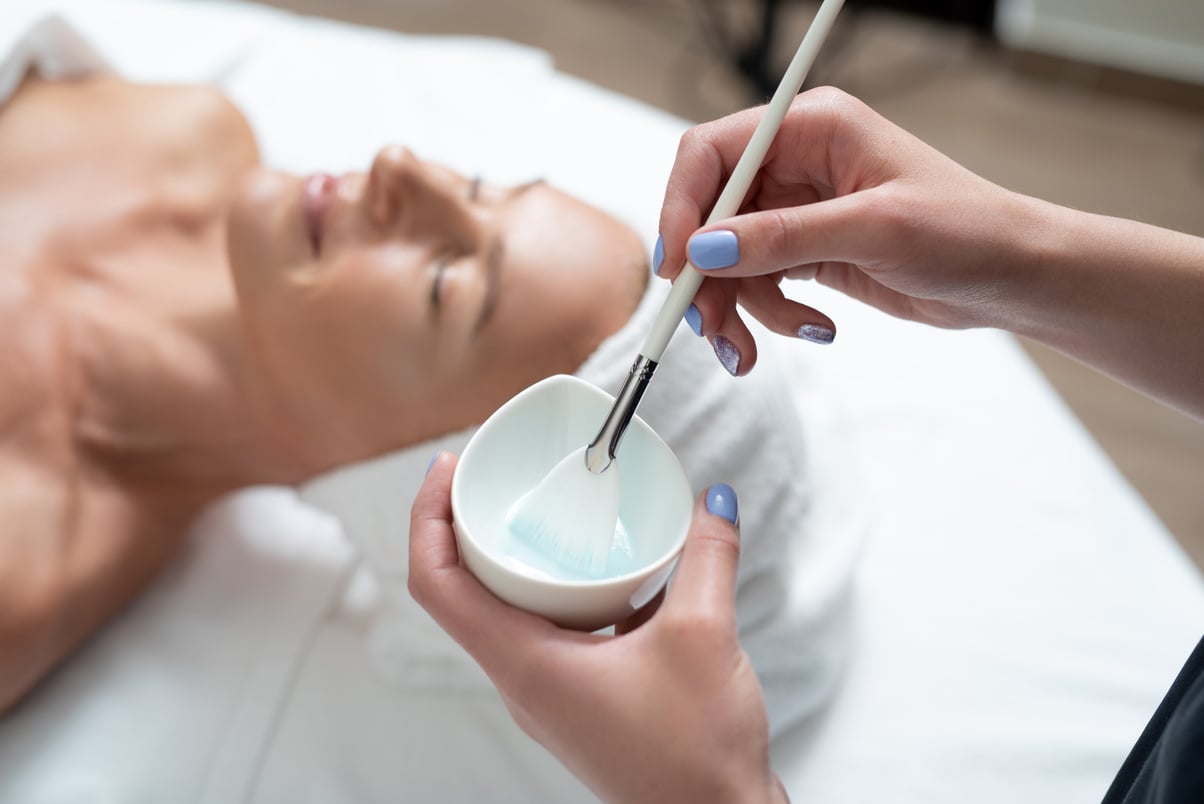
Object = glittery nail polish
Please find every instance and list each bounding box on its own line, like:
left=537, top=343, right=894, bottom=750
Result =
left=712, top=335, right=740, bottom=376
left=797, top=323, right=835, bottom=344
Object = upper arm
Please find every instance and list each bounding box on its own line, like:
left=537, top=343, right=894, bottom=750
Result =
left=0, top=453, right=77, bottom=714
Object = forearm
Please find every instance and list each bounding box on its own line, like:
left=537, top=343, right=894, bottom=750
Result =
left=994, top=195, right=1204, bottom=420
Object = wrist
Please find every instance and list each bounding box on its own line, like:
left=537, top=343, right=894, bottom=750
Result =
left=968, top=188, right=1064, bottom=332
left=975, top=191, right=1092, bottom=338
left=996, top=196, right=1154, bottom=342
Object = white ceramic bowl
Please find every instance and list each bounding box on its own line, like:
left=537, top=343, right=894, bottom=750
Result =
left=451, top=374, right=693, bottom=631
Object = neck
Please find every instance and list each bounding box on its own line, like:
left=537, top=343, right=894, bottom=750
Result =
left=73, top=231, right=324, bottom=518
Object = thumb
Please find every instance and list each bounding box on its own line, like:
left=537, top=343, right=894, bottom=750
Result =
left=408, top=453, right=564, bottom=686
left=663, top=484, right=741, bottom=622
left=688, top=192, right=875, bottom=278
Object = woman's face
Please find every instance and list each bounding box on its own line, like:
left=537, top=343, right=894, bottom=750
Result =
left=227, top=146, right=646, bottom=467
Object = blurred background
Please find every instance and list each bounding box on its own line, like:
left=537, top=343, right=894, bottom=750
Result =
left=253, top=0, right=1203, bottom=568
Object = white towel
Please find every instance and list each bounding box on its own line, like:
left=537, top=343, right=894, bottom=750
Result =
left=0, top=12, right=110, bottom=105
left=298, top=427, right=488, bottom=690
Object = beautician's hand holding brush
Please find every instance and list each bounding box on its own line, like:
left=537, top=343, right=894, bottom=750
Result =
left=507, top=0, right=848, bottom=576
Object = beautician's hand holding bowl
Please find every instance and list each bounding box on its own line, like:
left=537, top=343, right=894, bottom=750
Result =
left=411, top=454, right=786, bottom=804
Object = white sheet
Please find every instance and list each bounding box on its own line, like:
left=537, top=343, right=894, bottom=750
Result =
left=1, top=1, right=1202, bottom=802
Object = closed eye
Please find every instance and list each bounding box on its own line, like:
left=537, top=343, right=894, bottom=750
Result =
left=430, top=254, right=451, bottom=310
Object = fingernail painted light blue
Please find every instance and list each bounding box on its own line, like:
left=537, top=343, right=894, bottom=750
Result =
left=426, top=453, right=439, bottom=476
left=797, top=323, right=836, bottom=344
left=685, top=303, right=703, bottom=336
left=713, top=335, right=740, bottom=376
left=652, top=234, right=664, bottom=275
left=689, top=230, right=739, bottom=270
left=706, top=483, right=739, bottom=525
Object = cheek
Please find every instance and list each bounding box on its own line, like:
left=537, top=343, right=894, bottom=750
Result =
left=499, top=264, right=590, bottom=339
left=486, top=286, right=585, bottom=382
left=297, top=268, right=435, bottom=382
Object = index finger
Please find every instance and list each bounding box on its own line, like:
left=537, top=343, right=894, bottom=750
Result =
left=657, top=106, right=767, bottom=281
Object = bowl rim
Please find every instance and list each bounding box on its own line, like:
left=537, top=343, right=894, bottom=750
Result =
left=450, top=374, right=692, bottom=590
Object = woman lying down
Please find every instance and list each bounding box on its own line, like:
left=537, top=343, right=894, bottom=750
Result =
left=0, top=16, right=857, bottom=800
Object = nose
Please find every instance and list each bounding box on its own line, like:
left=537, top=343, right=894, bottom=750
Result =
left=367, top=146, right=470, bottom=230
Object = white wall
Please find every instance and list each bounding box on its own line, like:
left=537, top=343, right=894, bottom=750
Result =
left=996, top=0, right=1204, bottom=85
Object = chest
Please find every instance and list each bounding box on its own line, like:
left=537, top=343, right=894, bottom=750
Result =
left=0, top=77, right=253, bottom=469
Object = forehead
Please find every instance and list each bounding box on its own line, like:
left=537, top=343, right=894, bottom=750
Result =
left=498, top=184, right=639, bottom=276
left=483, top=183, right=642, bottom=341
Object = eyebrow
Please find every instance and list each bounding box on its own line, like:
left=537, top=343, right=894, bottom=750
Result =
left=471, top=179, right=543, bottom=336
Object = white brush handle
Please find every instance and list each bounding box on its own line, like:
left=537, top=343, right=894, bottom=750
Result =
left=638, top=0, right=846, bottom=361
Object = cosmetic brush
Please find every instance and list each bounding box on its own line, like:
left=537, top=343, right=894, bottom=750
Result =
left=506, top=0, right=847, bottom=579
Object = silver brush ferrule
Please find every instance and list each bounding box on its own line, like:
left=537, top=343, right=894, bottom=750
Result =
left=585, top=355, right=658, bottom=474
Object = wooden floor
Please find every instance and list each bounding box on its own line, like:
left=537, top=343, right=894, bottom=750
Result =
left=257, top=0, right=1204, bottom=571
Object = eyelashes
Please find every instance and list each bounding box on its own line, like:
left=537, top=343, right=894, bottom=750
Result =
left=430, top=239, right=471, bottom=311
left=430, top=254, right=451, bottom=309
left=430, top=177, right=483, bottom=312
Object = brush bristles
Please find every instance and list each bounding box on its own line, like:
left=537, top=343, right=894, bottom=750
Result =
left=508, top=510, right=612, bottom=577
left=506, top=446, right=620, bottom=578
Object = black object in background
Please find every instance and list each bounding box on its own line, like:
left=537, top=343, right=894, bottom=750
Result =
left=852, top=0, right=996, bottom=33
left=734, top=0, right=996, bottom=97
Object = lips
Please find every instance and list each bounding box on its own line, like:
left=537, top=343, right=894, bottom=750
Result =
left=302, top=173, right=337, bottom=255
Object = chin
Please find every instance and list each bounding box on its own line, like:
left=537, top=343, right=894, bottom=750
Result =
left=226, top=168, right=304, bottom=291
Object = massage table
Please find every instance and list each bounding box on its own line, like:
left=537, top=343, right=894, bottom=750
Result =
left=1, top=1, right=1201, bottom=801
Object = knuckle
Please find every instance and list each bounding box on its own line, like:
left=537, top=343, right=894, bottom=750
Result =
left=696, top=523, right=742, bottom=564
left=763, top=208, right=803, bottom=265
left=406, top=571, right=428, bottom=607
left=807, top=85, right=861, bottom=118
left=677, top=114, right=745, bottom=163
left=676, top=123, right=709, bottom=156
left=861, top=186, right=911, bottom=241
left=660, top=608, right=719, bottom=644
left=796, top=86, right=873, bottom=143
left=405, top=537, right=446, bottom=609
left=805, top=84, right=845, bottom=106
left=659, top=605, right=733, bottom=655
left=379, top=143, right=407, bottom=163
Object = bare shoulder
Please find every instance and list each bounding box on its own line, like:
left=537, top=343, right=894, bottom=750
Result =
left=0, top=76, right=259, bottom=190
left=92, top=77, right=261, bottom=178
left=147, top=80, right=260, bottom=171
